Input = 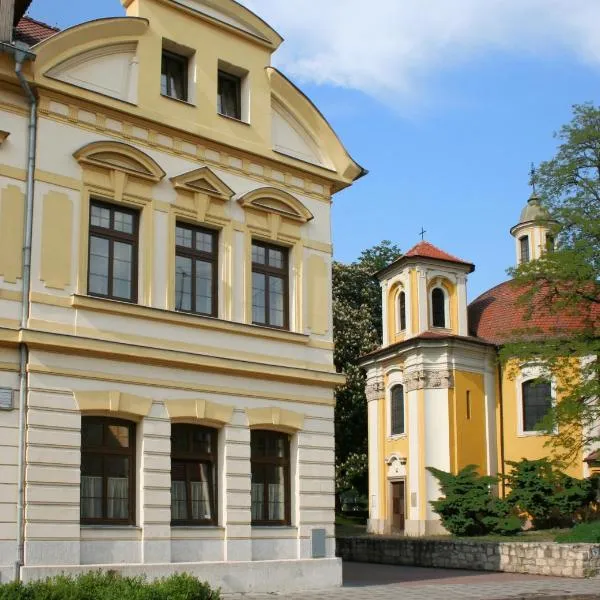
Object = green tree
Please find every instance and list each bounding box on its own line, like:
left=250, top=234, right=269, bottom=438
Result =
left=501, top=103, right=600, bottom=462
left=333, top=241, right=402, bottom=504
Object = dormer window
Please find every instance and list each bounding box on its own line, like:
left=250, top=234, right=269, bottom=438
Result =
left=161, top=50, right=188, bottom=102
left=218, top=70, right=241, bottom=120
left=519, top=235, right=530, bottom=263
left=431, top=287, right=446, bottom=328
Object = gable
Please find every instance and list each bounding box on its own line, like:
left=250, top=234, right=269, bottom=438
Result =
left=272, top=101, right=325, bottom=167
left=170, top=167, right=234, bottom=199
left=45, top=43, right=138, bottom=104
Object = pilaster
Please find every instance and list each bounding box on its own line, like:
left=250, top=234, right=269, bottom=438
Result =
left=365, top=370, right=384, bottom=534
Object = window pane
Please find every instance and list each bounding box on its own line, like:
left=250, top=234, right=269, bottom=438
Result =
left=267, top=465, right=285, bottom=521
left=432, top=288, right=446, bottom=328
left=189, top=462, right=213, bottom=521
left=171, top=426, right=190, bottom=453
left=114, top=210, right=133, bottom=234
left=90, top=205, right=110, bottom=229
left=89, top=236, right=109, bottom=295
left=269, top=275, right=285, bottom=327
left=81, top=454, right=103, bottom=520
left=523, top=381, right=552, bottom=432
left=195, top=259, right=213, bottom=315
left=252, top=244, right=266, bottom=265
left=82, top=421, right=103, bottom=447
left=175, top=255, right=192, bottom=311
left=171, top=479, right=188, bottom=521
left=192, top=428, right=213, bottom=455
left=391, top=386, right=404, bottom=435
left=252, top=272, right=266, bottom=324
left=399, top=292, right=406, bottom=330
left=106, top=456, right=129, bottom=520
left=112, top=241, right=133, bottom=299
left=106, top=424, right=129, bottom=448
left=251, top=465, right=265, bottom=521
left=176, top=226, right=193, bottom=248
left=218, top=72, right=240, bottom=118
left=520, top=236, right=530, bottom=263
left=268, top=248, right=284, bottom=269
left=196, top=231, right=213, bottom=254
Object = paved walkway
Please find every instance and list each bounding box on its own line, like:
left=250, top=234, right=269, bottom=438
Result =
left=225, top=562, right=600, bottom=599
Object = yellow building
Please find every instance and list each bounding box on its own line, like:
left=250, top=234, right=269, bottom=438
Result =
left=0, top=0, right=363, bottom=590
left=360, top=192, right=599, bottom=536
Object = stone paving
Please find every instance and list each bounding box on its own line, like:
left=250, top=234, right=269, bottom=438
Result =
left=224, top=562, right=600, bottom=599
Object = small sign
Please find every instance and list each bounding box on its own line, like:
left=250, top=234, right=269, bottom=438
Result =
left=311, top=528, right=326, bottom=559
left=0, top=388, right=13, bottom=410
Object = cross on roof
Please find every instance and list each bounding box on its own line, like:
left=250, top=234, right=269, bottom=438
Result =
left=419, top=227, right=427, bottom=241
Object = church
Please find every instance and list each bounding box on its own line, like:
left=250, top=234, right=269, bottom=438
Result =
left=360, top=190, right=600, bottom=536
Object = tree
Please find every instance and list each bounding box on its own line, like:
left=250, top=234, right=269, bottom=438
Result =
left=501, top=103, right=600, bottom=462
left=333, top=241, right=402, bottom=504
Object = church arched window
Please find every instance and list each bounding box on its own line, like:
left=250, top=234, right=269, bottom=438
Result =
left=398, top=291, right=406, bottom=331
left=431, top=287, right=446, bottom=328
left=522, top=380, right=552, bottom=433
left=390, top=385, right=405, bottom=436
left=519, top=235, right=530, bottom=263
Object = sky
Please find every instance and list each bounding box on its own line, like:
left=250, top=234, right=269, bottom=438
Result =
left=27, top=0, right=600, bottom=300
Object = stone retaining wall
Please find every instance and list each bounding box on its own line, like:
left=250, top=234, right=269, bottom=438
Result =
left=337, top=537, right=600, bottom=578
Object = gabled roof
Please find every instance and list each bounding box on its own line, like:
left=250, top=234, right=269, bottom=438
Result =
left=15, top=15, right=60, bottom=46
left=376, top=241, right=475, bottom=279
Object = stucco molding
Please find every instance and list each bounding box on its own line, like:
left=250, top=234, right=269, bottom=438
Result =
left=246, top=407, right=305, bottom=432
left=73, top=390, right=152, bottom=417
left=404, top=369, right=454, bottom=392
left=165, top=398, right=234, bottom=426
left=365, top=372, right=385, bottom=403
left=238, top=187, right=314, bottom=223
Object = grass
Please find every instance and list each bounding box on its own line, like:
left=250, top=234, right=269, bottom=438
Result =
left=335, top=513, right=367, bottom=537
left=555, top=520, right=600, bottom=543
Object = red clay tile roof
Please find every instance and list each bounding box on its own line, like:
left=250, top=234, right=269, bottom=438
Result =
left=468, top=280, right=600, bottom=345
left=15, top=15, right=59, bottom=46
left=376, top=241, right=475, bottom=278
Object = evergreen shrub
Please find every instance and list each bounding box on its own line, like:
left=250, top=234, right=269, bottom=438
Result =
left=427, top=465, right=522, bottom=536
left=0, top=571, right=221, bottom=600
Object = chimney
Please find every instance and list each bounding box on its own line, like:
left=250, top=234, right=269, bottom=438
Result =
left=0, top=0, right=16, bottom=43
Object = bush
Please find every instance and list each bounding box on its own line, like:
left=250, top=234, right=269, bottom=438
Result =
left=555, top=520, right=600, bottom=543
left=504, top=458, right=595, bottom=529
left=427, top=465, right=522, bottom=536
left=0, top=572, right=221, bottom=600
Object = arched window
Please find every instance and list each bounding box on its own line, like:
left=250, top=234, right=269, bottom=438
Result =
left=251, top=430, right=290, bottom=525
left=81, top=417, right=135, bottom=525
left=171, top=424, right=218, bottom=525
left=522, top=380, right=552, bottom=432
left=431, top=287, right=446, bottom=328
left=398, top=291, right=407, bottom=331
left=520, top=236, right=530, bottom=263
left=390, top=385, right=405, bottom=436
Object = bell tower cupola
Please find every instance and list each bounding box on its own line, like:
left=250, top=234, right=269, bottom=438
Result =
left=510, top=165, right=557, bottom=266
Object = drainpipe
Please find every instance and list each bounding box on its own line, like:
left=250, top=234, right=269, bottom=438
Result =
left=1, top=41, right=37, bottom=582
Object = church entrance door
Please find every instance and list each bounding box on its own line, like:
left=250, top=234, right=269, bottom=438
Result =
left=391, top=480, right=405, bottom=532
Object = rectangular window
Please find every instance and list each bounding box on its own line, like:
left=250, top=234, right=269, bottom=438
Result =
left=217, top=70, right=241, bottom=120
left=391, top=385, right=405, bottom=435
left=88, top=200, right=138, bottom=302
left=522, top=380, right=552, bottom=432
left=162, top=50, right=188, bottom=101
left=175, top=223, right=218, bottom=317
left=251, top=241, right=288, bottom=329
left=81, top=417, right=135, bottom=525
left=520, top=236, right=530, bottom=263
left=466, top=390, right=472, bottom=420
left=171, top=424, right=218, bottom=526
left=251, top=430, right=290, bottom=526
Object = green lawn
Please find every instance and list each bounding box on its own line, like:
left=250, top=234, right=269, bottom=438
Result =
left=335, top=513, right=367, bottom=537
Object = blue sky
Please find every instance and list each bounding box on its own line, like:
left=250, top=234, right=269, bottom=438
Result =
left=27, top=0, right=600, bottom=300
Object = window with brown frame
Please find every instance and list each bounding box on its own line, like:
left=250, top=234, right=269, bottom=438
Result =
left=251, top=241, right=288, bottom=329
left=522, top=380, right=552, bottom=432
left=175, top=223, right=218, bottom=317
left=390, top=385, right=405, bottom=436
left=250, top=430, right=291, bottom=526
left=80, top=417, right=136, bottom=525
left=217, top=70, right=241, bottom=120
left=161, top=49, right=189, bottom=101
left=88, top=200, right=139, bottom=303
left=171, top=424, right=218, bottom=526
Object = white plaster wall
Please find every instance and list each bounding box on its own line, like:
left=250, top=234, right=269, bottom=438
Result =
left=406, top=389, right=420, bottom=522
left=423, top=388, right=450, bottom=521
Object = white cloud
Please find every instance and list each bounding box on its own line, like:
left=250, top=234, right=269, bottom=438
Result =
left=242, top=0, right=600, bottom=103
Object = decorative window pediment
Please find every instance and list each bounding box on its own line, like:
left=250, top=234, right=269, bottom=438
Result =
left=73, top=141, right=165, bottom=182
left=170, top=167, right=234, bottom=201
left=238, top=187, right=313, bottom=223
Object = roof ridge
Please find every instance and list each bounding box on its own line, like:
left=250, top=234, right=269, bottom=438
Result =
left=404, top=240, right=473, bottom=266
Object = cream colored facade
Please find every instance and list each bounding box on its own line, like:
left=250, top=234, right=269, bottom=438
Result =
left=361, top=207, right=597, bottom=536
left=0, top=0, right=363, bottom=590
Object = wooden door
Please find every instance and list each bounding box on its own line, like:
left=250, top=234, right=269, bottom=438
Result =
left=391, top=481, right=405, bottom=531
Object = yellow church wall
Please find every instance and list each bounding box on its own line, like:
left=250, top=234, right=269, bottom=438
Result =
left=452, top=370, right=487, bottom=474
left=410, top=269, right=418, bottom=333
left=500, top=363, right=584, bottom=479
